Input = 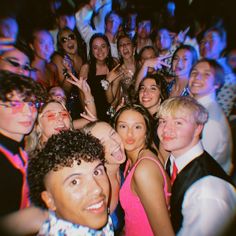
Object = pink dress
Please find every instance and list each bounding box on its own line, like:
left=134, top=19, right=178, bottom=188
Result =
left=119, top=157, right=171, bottom=236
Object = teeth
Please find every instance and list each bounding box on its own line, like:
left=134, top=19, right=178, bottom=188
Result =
left=87, top=201, right=103, bottom=210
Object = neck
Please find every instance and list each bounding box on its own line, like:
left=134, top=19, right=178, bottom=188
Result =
left=105, top=162, right=120, bottom=175
left=148, top=103, right=159, bottom=116
left=127, top=146, right=145, bottom=166
left=0, top=129, right=23, bottom=142
left=32, top=58, right=47, bottom=69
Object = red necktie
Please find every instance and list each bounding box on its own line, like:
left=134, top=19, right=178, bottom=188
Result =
left=171, top=162, right=178, bottom=185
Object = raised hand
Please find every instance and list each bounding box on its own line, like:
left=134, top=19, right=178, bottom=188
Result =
left=80, top=106, right=97, bottom=121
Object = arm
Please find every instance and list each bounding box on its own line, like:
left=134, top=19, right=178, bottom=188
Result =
left=135, top=56, right=171, bottom=91
left=178, top=177, right=236, bottom=236
left=0, top=207, right=48, bottom=235
left=132, top=158, right=174, bottom=236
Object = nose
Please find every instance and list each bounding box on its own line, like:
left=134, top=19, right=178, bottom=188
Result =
left=90, top=176, right=103, bottom=195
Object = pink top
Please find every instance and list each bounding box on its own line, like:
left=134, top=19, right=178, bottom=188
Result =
left=120, top=157, right=171, bottom=236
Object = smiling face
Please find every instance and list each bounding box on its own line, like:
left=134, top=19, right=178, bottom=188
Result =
left=41, top=159, right=109, bottom=229
left=91, top=37, right=109, bottom=62
left=118, top=36, right=134, bottom=60
left=116, top=109, right=147, bottom=155
left=139, top=78, right=161, bottom=115
left=172, top=49, right=194, bottom=78
left=90, top=122, right=126, bottom=165
left=0, top=48, right=31, bottom=77
left=189, top=61, right=218, bottom=99
left=157, top=109, right=202, bottom=157
left=32, top=31, right=54, bottom=62
left=38, top=102, right=71, bottom=143
left=0, top=91, right=37, bottom=141
left=59, top=30, right=78, bottom=55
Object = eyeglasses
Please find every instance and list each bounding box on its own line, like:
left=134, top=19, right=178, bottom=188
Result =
left=0, top=57, right=33, bottom=71
left=0, top=101, right=42, bottom=112
left=60, top=34, right=76, bottom=44
left=41, top=111, right=70, bottom=120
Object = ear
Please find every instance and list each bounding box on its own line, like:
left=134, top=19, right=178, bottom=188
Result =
left=41, top=191, right=56, bottom=211
left=194, top=124, right=204, bottom=138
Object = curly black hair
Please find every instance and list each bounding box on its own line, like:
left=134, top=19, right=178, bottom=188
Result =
left=0, top=70, right=47, bottom=102
left=27, top=129, right=105, bottom=209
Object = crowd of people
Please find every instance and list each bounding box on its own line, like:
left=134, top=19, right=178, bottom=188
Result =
left=0, top=0, right=236, bottom=235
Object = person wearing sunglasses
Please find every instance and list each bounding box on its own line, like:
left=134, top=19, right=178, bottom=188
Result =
left=0, top=71, right=46, bottom=219
left=0, top=44, right=33, bottom=77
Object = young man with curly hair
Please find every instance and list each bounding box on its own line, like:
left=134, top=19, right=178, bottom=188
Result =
left=27, top=129, right=113, bottom=235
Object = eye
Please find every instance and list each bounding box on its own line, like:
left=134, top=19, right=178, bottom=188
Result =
left=158, top=119, right=166, bottom=125
left=118, top=124, right=126, bottom=129
left=70, top=179, right=80, bottom=186
left=175, top=121, right=182, bottom=125
left=94, top=167, right=105, bottom=176
left=135, top=125, right=142, bottom=129
left=46, top=113, right=57, bottom=119
left=61, top=111, right=69, bottom=118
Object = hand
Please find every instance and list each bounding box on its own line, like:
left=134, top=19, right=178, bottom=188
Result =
left=175, top=26, right=190, bottom=44
left=66, top=73, right=91, bottom=95
left=62, top=55, right=73, bottom=73
left=106, top=64, right=124, bottom=83
left=80, top=106, right=97, bottom=121
left=144, top=55, right=171, bottom=70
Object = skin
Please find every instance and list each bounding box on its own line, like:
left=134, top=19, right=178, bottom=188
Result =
left=189, top=61, right=218, bottom=99
left=137, top=21, right=152, bottom=40
left=31, top=31, right=54, bottom=62
left=139, top=78, right=161, bottom=116
left=41, top=159, right=110, bottom=229
left=90, top=122, right=126, bottom=213
left=172, top=49, right=193, bottom=78
left=116, top=109, right=174, bottom=235
left=49, top=86, right=67, bottom=105
left=157, top=110, right=202, bottom=157
left=0, top=91, right=37, bottom=142
left=105, top=13, right=121, bottom=37
left=200, top=31, right=225, bottom=60
left=0, top=48, right=31, bottom=77
left=91, top=37, right=109, bottom=63
left=38, top=102, right=71, bottom=143
left=59, top=30, right=78, bottom=55
left=155, top=29, right=172, bottom=53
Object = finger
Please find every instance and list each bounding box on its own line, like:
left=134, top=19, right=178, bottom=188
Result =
left=112, top=63, right=121, bottom=71
left=84, top=106, right=96, bottom=117
left=183, top=26, right=190, bottom=35
left=160, top=61, right=171, bottom=68
left=159, top=54, right=172, bottom=60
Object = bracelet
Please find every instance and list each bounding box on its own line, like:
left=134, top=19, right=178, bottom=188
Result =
left=84, top=97, right=94, bottom=105
left=101, top=79, right=110, bottom=90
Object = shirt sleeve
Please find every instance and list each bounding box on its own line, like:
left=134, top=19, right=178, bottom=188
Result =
left=177, top=176, right=236, bottom=236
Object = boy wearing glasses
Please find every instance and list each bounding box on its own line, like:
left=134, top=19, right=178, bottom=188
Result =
left=0, top=71, right=46, bottom=217
left=157, top=96, right=236, bottom=236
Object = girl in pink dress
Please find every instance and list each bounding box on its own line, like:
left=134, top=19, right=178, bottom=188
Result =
left=113, top=104, right=174, bottom=236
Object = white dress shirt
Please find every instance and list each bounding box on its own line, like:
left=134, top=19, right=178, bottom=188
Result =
left=172, top=142, right=236, bottom=236
left=197, top=92, right=233, bottom=174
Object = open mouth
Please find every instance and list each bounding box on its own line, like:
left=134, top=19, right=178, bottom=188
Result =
left=86, top=199, right=106, bottom=213
left=111, top=147, right=124, bottom=161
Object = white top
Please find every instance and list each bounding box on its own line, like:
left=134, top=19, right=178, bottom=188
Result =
left=171, top=142, right=236, bottom=236
left=75, top=0, right=112, bottom=57
left=197, top=92, right=233, bottom=174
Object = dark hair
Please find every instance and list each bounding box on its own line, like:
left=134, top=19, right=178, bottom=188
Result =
left=172, top=44, right=198, bottom=68
left=137, top=45, right=156, bottom=62
left=56, top=27, right=77, bottom=53
left=88, top=33, right=116, bottom=76
left=0, top=70, right=47, bottom=102
left=28, top=129, right=105, bottom=208
left=190, top=58, right=225, bottom=89
left=138, top=73, right=168, bottom=101
left=113, top=103, right=153, bottom=148
left=105, top=10, right=122, bottom=26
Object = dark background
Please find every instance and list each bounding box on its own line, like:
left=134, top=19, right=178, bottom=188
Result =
left=0, top=0, right=235, bottom=48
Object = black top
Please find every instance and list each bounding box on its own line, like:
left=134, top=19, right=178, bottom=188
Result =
left=87, top=74, right=110, bottom=122
left=0, top=133, right=25, bottom=216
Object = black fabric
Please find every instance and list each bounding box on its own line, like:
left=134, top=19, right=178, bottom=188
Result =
left=170, top=151, right=235, bottom=233
left=166, top=157, right=171, bottom=177
left=0, top=133, right=24, bottom=216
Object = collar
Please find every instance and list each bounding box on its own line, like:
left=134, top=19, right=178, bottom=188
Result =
left=197, top=92, right=216, bottom=106
left=171, top=142, right=204, bottom=172
left=0, top=132, right=24, bottom=155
